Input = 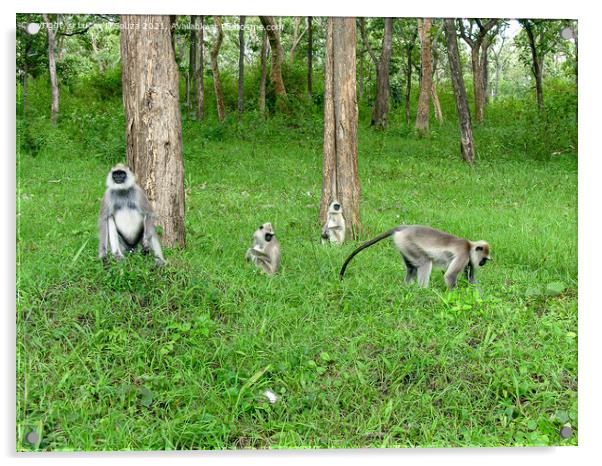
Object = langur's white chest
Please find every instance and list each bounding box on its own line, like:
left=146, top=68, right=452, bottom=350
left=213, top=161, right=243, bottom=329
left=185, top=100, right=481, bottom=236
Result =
left=114, top=208, right=143, bottom=243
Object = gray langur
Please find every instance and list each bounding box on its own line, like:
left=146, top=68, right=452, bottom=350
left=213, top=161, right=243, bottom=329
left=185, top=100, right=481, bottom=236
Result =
left=321, top=200, right=346, bottom=245
left=98, top=163, right=165, bottom=266
left=340, top=225, right=491, bottom=289
left=245, top=222, right=281, bottom=275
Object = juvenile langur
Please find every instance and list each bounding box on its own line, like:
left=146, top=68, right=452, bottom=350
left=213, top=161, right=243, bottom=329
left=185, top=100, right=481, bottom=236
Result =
left=245, top=223, right=281, bottom=275
left=321, top=200, right=346, bottom=245
left=98, top=164, right=165, bottom=266
left=340, top=225, right=491, bottom=289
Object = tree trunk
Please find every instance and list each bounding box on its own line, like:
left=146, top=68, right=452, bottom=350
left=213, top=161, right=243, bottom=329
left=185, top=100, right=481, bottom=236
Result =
left=43, top=14, right=59, bottom=125
left=259, top=16, right=287, bottom=109
left=197, top=16, right=205, bottom=120
left=525, top=23, right=545, bottom=112
left=320, top=17, right=361, bottom=238
left=431, top=79, right=443, bottom=125
left=404, top=30, right=416, bottom=125
left=120, top=14, right=186, bottom=247
left=238, top=16, right=245, bottom=114
left=259, top=29, right=268, bottom=114
left=307, top=16, right=313, bottom=99
left=188, top=16, right=198, bottom=118
left=415, top=18, right=433, bottom=135
left=470, top=48, right=486, bottom=122
left=210, top=16, right=225, bottom=122
left=371, top=18, right=393, bottom=128
left=444, top=18, right=475, bottom=164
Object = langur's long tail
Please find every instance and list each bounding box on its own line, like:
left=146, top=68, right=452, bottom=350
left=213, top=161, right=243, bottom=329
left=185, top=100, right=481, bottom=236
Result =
left=339, top=227, right=403, bottom=279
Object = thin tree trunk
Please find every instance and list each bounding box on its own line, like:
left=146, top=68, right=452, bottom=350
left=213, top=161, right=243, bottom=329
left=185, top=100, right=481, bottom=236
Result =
left=444, top=18, right=475, bottom=164
left=320, top=17, right=361, bottom=238
left=470, top=49, right=486, bottom=122
left=259, top=16, right=287, bottom=109
left=289, top=17, right=308, bottom=63
left=405, top=29, right=416, bottom=125
left=431, top=79, right=443, bottom=125
left=197, top=16, right=205, bottom=120
left=211, top=16, right=225, bottom=122
left=415, top=18, right=433, bottom=135
left=371, top=18, right=393, bottom=128
left=238, top=16, right=245, bottom=114
left=307, top=16, right=313, bottom=99
left=120, top=14, right=186, bottom=247
left=525, top=23, right=545, bottom=112
left=259, top=29, right=268, bottom=114
left=43, top=14, right=59, bottom=125
left=188, top=16, right=198, bottom=118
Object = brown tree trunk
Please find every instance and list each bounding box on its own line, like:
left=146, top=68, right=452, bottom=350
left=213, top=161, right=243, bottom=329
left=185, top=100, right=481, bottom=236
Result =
left=259, top=29, right=268, bottom=114
left=259, top=16, right=287, bottom=109
left=307, top=16, right=313, bottom=99
left=404, top=29, right=417, bottom=125
left=525, top=22, right=545, bottom=112
left=188, top=16, right=198, bottom=118
left=372, top=18, right=393, bottom=128
left=431, top=79, right=443, bottom=125
left=197, top=16, right=205, bottom=120
left=238, top=16, right=245, bottom=114
left=471, top=49, right=486, bottom=122
left=415, top=18, right=433, bottom=135
left=444, top=18, right=475, bottom=164
left=320, top=17, right=361, bottom=239
left=120, top=14, right=186, bottom=247
left=43, top=14, right=59, bottom=125
left=210, top=16, right=225, bottom=122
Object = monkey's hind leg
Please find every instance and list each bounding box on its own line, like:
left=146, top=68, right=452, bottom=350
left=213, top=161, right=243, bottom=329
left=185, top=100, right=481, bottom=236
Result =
left=416, top=261, right=432, bottom=288
left=142, top=215, right=165, bottom=266
left=402, top=255, right=417, bottom=284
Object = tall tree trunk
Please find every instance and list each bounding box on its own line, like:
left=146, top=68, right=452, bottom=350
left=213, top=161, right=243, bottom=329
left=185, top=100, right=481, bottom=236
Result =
left=42, top=14, right=59, bottom=125
left=524, top=23, right=545, bottom=112
left=259, top=16, right=287, bottom=109
left=211, top=16, right=225, bottom=122
left=320, top=17, right=361, bottom=238
left=470, top=49, right=486, bottom=122
left=188, top=16, right=198, bottom=118
left=120, top=14, right=186, bottom=247
left=307, top=16, right=313, bottom=99
left=431, top=80, right=443, bottom=125
left=481, top=43, right=490, bottom=104
left=259, top=29, right=268, bottom=114
left=404, top=29, right=417, bottom=125
left=415, top=18, right=433, bottom=135
left=444, top=18, right=475, bottom=164
left=238, top=16, right=245, bottom=114
left=197, top=16, right=205, bottom=120
left=371, top=18, right=393, bottom=128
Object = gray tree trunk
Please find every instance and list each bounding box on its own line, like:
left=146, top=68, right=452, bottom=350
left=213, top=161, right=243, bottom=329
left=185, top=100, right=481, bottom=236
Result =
left=415, top=18, right=433, bottom=135
left=211, top=16, right=225, bottom=122
left=43, top=14, right=59, bottom=124
left=197, top=16, right=205, bottom=120
left=238, top=16, right=245, bottom=114
left=120, top=14, right=186, bottom=247
left=259, top=29, right=268, bottom=114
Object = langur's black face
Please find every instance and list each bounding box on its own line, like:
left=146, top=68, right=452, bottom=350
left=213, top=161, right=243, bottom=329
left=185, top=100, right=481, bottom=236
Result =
left=265, top=233, right=273, bottom=242
left=112, top=169, right=127, bottom=184
left=479, top=257, right=488, bottom=267
left=333, top=203, right=341, bottom=211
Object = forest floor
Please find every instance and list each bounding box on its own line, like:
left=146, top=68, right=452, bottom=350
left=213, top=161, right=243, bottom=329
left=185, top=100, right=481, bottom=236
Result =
left=17, top=115, right=577, bottom=450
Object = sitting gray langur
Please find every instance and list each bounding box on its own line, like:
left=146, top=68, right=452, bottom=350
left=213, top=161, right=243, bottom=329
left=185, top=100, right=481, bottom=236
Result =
left=321, top=200, right=346, bottom=245
left=340, top=225, right=491, bottom=289
left=245, top=222, right=281, bottom=275
left=98, top=163, right=165, bottom=266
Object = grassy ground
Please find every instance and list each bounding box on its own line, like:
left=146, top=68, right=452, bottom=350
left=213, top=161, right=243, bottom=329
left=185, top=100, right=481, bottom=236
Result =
left=17, top=109, right=577, bottom=450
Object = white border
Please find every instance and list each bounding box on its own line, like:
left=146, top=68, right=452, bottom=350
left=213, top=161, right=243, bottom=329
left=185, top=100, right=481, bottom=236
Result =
left=4, top=1, right=599, bottom=465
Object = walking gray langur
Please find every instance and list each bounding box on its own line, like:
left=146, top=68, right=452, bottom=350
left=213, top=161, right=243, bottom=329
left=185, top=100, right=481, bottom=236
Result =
left=340, top=225, right=491, bottom=289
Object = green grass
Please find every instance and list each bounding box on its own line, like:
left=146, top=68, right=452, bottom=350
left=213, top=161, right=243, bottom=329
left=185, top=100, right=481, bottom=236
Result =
left=17, top=105, right=577, bottom=450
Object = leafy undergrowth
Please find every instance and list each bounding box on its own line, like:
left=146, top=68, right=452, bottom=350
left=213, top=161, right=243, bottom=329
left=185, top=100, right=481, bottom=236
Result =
left=17, top=112, right=577, bottom=450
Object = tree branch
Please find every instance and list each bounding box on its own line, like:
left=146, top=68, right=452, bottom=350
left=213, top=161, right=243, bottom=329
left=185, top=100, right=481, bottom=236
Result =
left=359, top=18, right=378, bottom=65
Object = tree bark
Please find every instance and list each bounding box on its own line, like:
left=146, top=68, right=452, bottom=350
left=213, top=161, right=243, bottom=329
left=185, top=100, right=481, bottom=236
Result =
left=43, top=14, right=59, bottom=125
left=307, top=16, right=313, bottom=99
left=372, top=18, right=393, bottom=128
left=404, top=27, right=417, bottom=125
left=415, top=18, right=433, bottom=135
left=238, top=16, right=245, bottom=114
left=259, top=29, right=268, bottom=114
left=210, top=16, right=225, bottom=122
left=320, top=17, right=361, bottom=238
left=444, top=18, right=475, bottom=164
left=188, top=16, right=198, bottom=118
left=197, top=16, right=205, bottom=120
left=120, top=14, right=186, bottom=247
left=431, top=79, right=443, bottom=125
left=259, top=16, right=287, bottom=109
left=524, top=22, right=545, bottom=112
